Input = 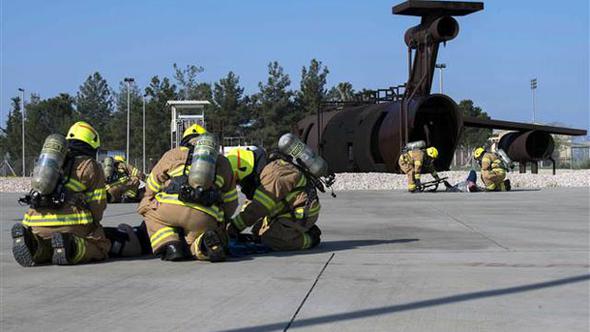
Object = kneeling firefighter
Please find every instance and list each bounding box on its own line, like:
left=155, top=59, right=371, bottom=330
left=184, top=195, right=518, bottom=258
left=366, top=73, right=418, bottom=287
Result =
left=104, top=155, right=145, bottom=203
left=473, top=147, right=512, bottom=192
left=137, top=125, right=238, bottom=262
left=398, top=141, right=440, bottom=192
left=226, top=133, right=335, bottom=251
left=12, top=121, right=112, bottom=266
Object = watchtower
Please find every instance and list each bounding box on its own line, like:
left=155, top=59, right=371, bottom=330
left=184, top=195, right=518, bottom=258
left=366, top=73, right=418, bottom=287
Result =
left=166, top=100, right=210, bottom=148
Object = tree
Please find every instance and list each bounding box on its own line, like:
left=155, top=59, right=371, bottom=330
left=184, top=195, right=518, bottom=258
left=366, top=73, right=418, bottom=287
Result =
left=144, top=76, right=179, bottom=163
left=296, top=59, right=329, bottom=119
left=458, top=100, right=492, bottom=150
left=250, top=61, right=295, bottom=147
left=173, top=63, right=212, bottom=101
left=76, top=72, right=113, bottom=134
left=0, top=97, right=24, bottom=174
left=105, top=81, right=143, bottom=163
left=23, top=94, right=78, bottom=174
left=327, top=82, right=355, bottom=102
left=210, top=71, right=248, bottom=139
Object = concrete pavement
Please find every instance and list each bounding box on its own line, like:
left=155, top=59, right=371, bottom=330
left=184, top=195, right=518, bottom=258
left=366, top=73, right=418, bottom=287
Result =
left=1, top=188, right=588, bottom=331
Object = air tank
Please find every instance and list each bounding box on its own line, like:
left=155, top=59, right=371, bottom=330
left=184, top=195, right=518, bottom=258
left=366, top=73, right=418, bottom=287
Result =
left=31, top=134, right=68, bottom=195
left=278, top=133, right=329, bottom=177
left=103, top=156, right=115, bottom=179
left=496, top=149, right=513, bottom=170
left=188, top=133, right=218, bottom=189
left=403, top=140, right=426, bottom=152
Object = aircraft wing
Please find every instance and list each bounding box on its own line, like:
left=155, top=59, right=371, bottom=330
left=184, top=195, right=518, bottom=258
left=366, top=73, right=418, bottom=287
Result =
left=463, top=116, right=587, bottom=136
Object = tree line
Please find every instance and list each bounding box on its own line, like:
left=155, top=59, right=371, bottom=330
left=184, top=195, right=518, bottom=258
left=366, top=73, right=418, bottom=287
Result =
left=0, top=59, right=490, bottom=175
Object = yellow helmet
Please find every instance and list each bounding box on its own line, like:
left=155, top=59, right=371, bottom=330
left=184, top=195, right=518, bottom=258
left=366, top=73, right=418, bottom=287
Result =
left=426, top=147, right=439, bottom=159
left=66, top=121, right=100, bottom=149
left=473, top=147, right=485, bottom=159
left=113, top=155, right=126, bottom=162
left=226, top=147, right=267, bottom=181
left=182, top=124, right=207, bottom=140
left=226, top=148, right=255, bottom=181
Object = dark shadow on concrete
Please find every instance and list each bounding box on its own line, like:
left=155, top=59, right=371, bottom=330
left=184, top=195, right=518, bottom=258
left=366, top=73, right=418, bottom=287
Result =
left=265, top=239, right=419, bottom=257
left=216, top=274, right=590, bottom=332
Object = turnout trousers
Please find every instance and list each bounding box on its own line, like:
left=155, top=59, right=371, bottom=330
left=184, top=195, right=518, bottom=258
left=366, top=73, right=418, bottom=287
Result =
left=142, top=201, right=226, bottom=260
left=30, top=223, right=110, bottom=264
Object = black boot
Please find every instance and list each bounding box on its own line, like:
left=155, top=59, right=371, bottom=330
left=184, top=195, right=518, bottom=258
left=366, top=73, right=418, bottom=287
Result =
left=156, top=241, right=190, bottom=261
left=201, top=231, right=226, bottom=262
left=11, top=224, right=37, bottom=267
left=307, top=225, right=322, bottom=249
left=51, top=233, right=77, bottom=265
left=504, top=179, right=512, bottom=191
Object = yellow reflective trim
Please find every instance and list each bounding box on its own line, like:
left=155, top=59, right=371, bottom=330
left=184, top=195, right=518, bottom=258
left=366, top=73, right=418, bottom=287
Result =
left=414, top=174, right=421, bottom=179
left=223, top=189, right=238, bottom=203
left=22, top=211, right=93, bottom=226
left=71, top=237, right=86, bottom=264
left=155, top=193, right=223, bottom=222
left=65, top=178, right=87, bottom=192
left=150, top=227, right=177, bottom=248
left=147, top=174, right=161, bottom=192
left=253, top=189, right=276, bottom=211
left=124, top=190, right=137, bottom=198
left=233, top=214, right=247, bottom=231
left=167, top=165, right=185, bottom=178
left=85, top=189, right=107, bottom=202
left=278, top=204, right=321, bottom=220
left=215, top=175, right=224, bottom=188
left=302, top=233, right=311, bottom=249
left=295, top=175, right=307, bottom=188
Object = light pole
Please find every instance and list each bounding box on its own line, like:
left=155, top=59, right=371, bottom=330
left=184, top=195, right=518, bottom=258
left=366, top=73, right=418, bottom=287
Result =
left=435, top=63, right=446, bottom=94
left=124, top=77, right=135, bottom=161
left=530, top=78, right=537, bottom=123
left=142, top=93, right=147, bottom=173
left=18, top=88, right=25, bottom=177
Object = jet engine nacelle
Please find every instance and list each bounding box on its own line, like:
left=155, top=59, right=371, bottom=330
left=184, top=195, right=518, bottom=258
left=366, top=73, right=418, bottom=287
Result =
left=497, top=131, right=555, bottom=162
left=298, top=94, right=462, bottom=173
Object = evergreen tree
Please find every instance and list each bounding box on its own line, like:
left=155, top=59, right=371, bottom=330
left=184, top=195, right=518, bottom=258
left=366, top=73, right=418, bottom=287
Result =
left=106, top=81, right=143, bottom=164
left=296, top=59, right=330, bottom=119
left=250, top=61, right=295, bottom=147
left=144, top=76, right=179, bottom=165
left=76, top=72, right=113, bottom=134
left=210, top=71, right=248, bottom=139
left=458, top=100, right=492, bottom=150
left=0, top=97, right=24, bottom=174
left=327, top=82, right=355, bottom=102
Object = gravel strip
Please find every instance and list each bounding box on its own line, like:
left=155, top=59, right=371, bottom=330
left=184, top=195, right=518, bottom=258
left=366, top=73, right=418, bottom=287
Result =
left=2, top=169, right=589, bottom=193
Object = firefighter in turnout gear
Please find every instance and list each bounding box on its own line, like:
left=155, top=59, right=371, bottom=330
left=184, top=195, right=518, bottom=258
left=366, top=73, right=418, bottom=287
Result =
left=105, top=155, right=145, bottom=203
left=137, top=124, right=238, bottom=262
left=226, top=144, right=324, bottom=251
left=12, top=121, right=111, bottom=266
left=398, top=146, right=440, bottom=192
left=473, top=147, right=510, bottom=191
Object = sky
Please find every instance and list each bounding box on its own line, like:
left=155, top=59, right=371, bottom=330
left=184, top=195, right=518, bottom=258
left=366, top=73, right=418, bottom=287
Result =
left=1, top=0, right=588, bottom=131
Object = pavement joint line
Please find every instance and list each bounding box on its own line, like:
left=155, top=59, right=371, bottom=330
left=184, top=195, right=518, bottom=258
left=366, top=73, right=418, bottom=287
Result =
left=283, top=253, right=335, bottom=332
left=435, top=207, right=511, bottom=251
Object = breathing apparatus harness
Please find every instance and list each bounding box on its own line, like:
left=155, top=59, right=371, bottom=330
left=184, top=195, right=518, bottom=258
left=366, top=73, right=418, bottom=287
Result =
left=268, top=150, right=336, bottom=221
left=163, top=145, right=221, bottom=207
left=18, top=155, right=75, bottom=210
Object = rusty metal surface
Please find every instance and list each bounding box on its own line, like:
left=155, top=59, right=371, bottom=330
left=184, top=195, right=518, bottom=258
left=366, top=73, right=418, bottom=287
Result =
left=296, top=1, right=587, bottom=174
left=393, top=1, right=484, bottom=16
left=498, top=131, right=555, bottom=162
